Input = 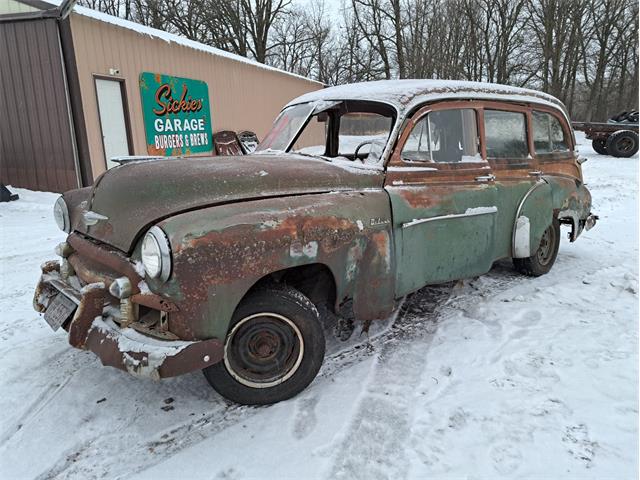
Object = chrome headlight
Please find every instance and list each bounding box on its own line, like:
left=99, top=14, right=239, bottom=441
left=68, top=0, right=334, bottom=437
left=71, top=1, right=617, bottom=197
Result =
left=141, top=226, right=171, bottom=282
left=53, top=196, right=70, bottom=232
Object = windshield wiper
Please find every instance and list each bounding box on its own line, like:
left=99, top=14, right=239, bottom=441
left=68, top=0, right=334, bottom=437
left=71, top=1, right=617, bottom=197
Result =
left=291, top=151, right=333, bottom=162
left=254, top=148, right=285, bottom=155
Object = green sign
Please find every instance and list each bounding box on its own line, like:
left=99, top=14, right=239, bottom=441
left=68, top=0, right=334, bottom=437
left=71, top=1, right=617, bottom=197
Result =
left=139, top=72, right=213, bottom=156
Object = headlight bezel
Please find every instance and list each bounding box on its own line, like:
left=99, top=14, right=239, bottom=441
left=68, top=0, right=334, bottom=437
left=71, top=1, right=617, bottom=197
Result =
left=141, top=226, right=172, bottom=282
left=53, top=196, right=70, bottom=233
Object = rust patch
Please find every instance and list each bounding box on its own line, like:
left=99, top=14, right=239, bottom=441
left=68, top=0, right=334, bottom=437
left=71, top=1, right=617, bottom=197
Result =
left=131, top=293, right=180, bottom=312
left=84, top=328, right=223, bottom=378
left=68, top=283, right=107, bottom=348
left=67, top=233, right=142, bottom=291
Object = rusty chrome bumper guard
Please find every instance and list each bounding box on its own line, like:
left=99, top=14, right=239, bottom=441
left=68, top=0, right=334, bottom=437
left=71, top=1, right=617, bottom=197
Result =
left=34, top=261, right=223, bottom=379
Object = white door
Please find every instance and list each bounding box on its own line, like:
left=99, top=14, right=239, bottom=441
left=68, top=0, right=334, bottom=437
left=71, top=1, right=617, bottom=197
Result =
left=95, top=79, right=130, bottom=169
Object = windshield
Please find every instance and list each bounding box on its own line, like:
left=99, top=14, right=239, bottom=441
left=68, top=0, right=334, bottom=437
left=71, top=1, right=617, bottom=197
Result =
left=256, top=100, right=396, bottom=165
left=257, top=103, right=315, bottom=152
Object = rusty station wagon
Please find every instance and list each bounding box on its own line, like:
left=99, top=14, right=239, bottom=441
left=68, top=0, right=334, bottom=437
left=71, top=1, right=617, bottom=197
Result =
left=34, top=80, right=597, bottom=404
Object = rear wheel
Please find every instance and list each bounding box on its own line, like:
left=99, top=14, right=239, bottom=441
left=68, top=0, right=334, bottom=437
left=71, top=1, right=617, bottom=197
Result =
left=592, top=138, right=608, bottom=155
left=203, top=284, right=325, bottom=405
left=513, top=219, right=560, bottom=277
left=606, top=130, right=639, bottom=158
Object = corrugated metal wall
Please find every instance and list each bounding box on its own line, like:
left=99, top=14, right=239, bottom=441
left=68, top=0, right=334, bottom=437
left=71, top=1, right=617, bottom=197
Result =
left=69, top=13, right=323, bottom=179
left=0, top=18, right=79, bottom=192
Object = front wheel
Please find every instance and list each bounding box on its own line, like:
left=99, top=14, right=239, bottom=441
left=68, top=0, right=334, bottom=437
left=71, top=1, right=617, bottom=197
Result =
left=203, top=284, right=325, bottom=405
left=592, top=138, right=608, bottom=155
left=513, top=219, right=560, bottom=277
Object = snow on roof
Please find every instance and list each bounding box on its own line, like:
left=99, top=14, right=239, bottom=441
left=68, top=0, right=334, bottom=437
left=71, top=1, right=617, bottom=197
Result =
left=286, top=79, right=567, bottom=117
left=38, top=0, right=322, bottom=85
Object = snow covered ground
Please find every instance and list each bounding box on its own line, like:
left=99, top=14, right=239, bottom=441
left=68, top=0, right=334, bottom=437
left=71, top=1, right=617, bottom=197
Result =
left=0, top=133, right=637, bottom=479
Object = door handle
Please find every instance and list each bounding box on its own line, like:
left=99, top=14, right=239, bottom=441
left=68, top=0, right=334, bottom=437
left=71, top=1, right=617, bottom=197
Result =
left=529, top=171, right=543, bottom=177
left=475, top=174, right=496, bottom=182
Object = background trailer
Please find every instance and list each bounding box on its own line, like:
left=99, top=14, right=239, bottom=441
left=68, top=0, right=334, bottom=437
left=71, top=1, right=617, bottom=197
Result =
left=0, top=0, right=323, bottom=192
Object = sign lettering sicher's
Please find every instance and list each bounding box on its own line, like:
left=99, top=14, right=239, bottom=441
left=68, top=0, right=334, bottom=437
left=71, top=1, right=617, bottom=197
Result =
left=139, top=72, right=213, bottom=156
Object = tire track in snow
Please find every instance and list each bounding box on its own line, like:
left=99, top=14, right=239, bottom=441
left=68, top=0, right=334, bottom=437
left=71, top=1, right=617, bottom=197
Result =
left=0, top=347, right=93, bottom=450
left=33, top=301, right=412, bottom=479
left=324, top=265, right=522, bottom=480
left=0, top=375, right=73, bottom=449
left=33, top=403, right=254, bottom=480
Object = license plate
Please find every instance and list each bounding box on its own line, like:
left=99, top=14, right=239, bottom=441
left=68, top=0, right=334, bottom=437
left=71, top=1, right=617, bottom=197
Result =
left=44, top=293, right=77, bottom=331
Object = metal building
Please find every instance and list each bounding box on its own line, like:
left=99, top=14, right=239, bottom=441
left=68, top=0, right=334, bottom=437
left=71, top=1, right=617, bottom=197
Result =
left=0, top=0, right=323, bottom=192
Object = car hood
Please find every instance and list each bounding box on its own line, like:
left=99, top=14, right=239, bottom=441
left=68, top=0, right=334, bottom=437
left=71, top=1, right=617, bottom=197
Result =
left=79, top=154, right=383, bottom=252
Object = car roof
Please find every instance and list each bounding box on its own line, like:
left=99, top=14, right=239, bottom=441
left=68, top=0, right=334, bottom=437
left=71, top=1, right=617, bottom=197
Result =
left=286, top=79, right=568, bottom=119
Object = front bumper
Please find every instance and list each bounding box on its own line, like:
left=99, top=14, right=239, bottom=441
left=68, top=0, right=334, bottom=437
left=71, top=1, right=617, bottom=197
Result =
left=585, top=213, right=598, bottom=231
left=34, top=262, right=223, bottom=380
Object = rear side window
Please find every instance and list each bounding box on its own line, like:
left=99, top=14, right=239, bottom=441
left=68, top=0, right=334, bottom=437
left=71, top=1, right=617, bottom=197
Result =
left=401, top=108, right=482, bottom=163
left=484, top=110, right=528, bottom=159
left=532, top=111, right=569, bottom=154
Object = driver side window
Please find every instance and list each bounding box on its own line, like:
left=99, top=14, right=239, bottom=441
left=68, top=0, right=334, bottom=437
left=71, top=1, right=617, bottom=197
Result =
left=401, top=108, right=481, bottom=163
left=338, top=112, right=392, bottom=157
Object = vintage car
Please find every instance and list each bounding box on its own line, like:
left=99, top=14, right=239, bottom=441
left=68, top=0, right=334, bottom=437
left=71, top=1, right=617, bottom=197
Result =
left=34, top=80, right=597, bottom=405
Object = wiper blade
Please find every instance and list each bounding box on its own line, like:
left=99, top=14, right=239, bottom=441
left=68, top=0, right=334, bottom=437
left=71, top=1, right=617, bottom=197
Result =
left=254, top=148, right=284, bottom=155
left=292, top=151, right=333, bottom=162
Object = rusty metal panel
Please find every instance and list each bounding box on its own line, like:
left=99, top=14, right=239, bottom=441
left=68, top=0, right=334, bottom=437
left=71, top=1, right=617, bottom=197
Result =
left=80, top=154, right=383, bottom=253
left=153, top=189, right=395, bottom=341
left=0, top=18, right=79, bottom=192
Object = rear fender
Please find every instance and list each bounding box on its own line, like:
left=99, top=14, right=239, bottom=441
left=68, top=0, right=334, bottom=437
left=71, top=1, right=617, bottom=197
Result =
left=512, top=181, right=553, bottom=258
left=548, top=176, right=593, bottom=241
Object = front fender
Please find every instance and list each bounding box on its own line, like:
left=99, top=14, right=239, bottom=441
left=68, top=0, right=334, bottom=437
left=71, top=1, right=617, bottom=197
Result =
left=150, top=191, right=395, bottom=340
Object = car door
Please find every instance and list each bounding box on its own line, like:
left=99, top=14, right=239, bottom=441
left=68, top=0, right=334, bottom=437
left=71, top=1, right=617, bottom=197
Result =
left=385, top=103, right=499, bottom=296
left=481, top=105, right=544, bottom=259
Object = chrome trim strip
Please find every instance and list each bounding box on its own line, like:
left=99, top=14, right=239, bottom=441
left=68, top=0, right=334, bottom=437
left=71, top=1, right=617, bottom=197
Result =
left=387, top=165, right=438, bottom=172
left=402, top=206, right=498, bottom=229
left=511, top=179, right=548, bottom=256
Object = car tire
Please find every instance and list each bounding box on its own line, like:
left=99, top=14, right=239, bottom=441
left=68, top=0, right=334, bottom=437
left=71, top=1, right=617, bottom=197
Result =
left=591, top=138, right=608, bottom=155
left=605, top=130, right=639, bottom=158
left=203, top=284, right=325, bottom=405
left=513, top=219, right=560, bottom=277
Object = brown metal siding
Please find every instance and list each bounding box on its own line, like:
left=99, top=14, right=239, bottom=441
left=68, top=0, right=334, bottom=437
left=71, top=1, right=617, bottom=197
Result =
left=0, top=18, right=79, bottom=192
left=69, top=14, right=323, bottom=179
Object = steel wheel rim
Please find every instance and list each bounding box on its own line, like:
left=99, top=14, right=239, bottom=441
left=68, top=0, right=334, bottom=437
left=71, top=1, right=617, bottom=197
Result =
left=223, top=312, right=304, bottom=388
left=617, top=137, right=635, bottom=153
left=537, top=225, right=556, bottom=266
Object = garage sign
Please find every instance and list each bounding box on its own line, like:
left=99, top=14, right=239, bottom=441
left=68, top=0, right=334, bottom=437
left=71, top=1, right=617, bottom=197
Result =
left=139, top=72, right=213, bottom=156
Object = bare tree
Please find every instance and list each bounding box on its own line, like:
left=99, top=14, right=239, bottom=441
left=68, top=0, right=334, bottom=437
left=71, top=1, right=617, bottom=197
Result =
left=80, top=0, right=639, bottom=119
